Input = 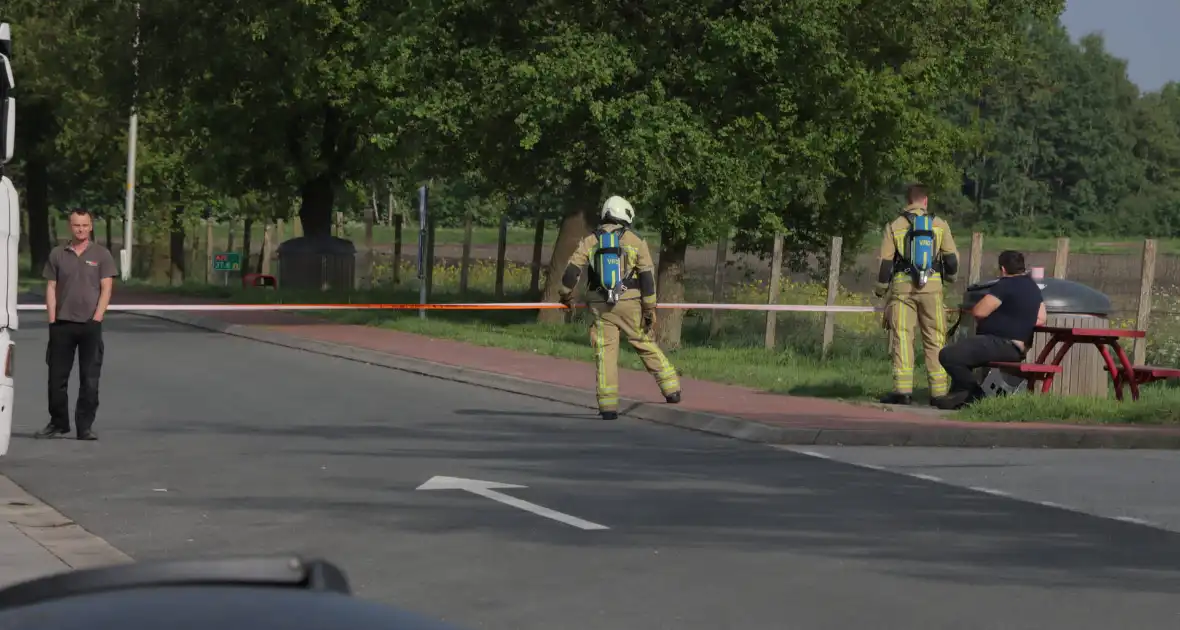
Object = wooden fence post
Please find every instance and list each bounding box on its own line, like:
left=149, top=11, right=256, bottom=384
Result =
left=261, top=223, right=273, bottom=276
left=710, top=233, right=728, bottom=339
left=392, top=214, right=402, bottom=285
left=274, top=218, right=284, bottom=278
left=460, top=212, right=473, bottom=294
left=765, top=233, right=784, bottom=350
left=1053, top=237, right=1070, bottom=279
left=530, top=218, right=545, bottom=295
left=822, top=236, right=843, bottom=359
left=425, top=215, right=436, bottom=302
left=1133, top=238, right=1157, bottom=365
left=968, top=232, right=983, bottom=285
left=362, top=203, right=374, bottom=289
left=204, top=217, right=214, bottom=284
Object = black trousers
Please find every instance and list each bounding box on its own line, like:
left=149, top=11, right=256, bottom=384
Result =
left=938, top=334, right=1023, bottom=394
left=46, top=320, right=105, bottom=432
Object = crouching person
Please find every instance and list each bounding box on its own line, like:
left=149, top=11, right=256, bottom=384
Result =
left=935, top=250, right=1047, bottom=410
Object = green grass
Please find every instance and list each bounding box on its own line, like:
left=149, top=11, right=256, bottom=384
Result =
left=954, top=386, right=1180, bottom=424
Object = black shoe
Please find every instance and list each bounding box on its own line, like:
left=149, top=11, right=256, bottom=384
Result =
left=76, top=430, right=98, bottom=441
left=879, top=392, right=913, bottom=405
left=933, top=390, right=971, bottom=410
left=34, top=424, right=70, bottom=439
left=665, top=391, right=681, bottom=404
left=600, top=411, right=619, bottom=420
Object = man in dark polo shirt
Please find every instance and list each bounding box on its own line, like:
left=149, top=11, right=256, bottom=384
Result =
left=35, top=209, right=117, bottom=440
left=935, top=250, right=1047, bottom=410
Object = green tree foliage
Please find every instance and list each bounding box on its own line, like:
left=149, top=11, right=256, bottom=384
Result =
left=5, top=0, right=141, bottom=268
left=137, top=0, right=446, bottom=239
left=9, top=1, right=1180, bottom=310
left=954, top=20, right=1180, bottom=238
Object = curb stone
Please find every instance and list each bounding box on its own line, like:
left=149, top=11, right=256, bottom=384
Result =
left=0, top=475, right=133, bottom=571
left=127, top=309, right=1180, bottom=450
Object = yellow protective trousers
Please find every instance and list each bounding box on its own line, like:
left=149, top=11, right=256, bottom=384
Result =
left=885, top=288, right=949, bottom=397
left=588, top=299, right=680, bottom=412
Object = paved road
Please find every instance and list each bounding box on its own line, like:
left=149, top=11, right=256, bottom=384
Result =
left=4, top=315, right=1180, bottom=629
left=789, top=446, right=1180, bottom=533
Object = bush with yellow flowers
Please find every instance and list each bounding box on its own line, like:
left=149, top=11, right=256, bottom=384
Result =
left=1143, top=283, right=1180, bottom=367
left=370, top=257, right=537, bottom=295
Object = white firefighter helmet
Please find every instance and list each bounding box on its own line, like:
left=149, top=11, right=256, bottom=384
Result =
left=601, top=195, right=635, bottom=224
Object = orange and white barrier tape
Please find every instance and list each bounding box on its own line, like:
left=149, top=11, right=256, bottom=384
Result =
left=14, top=302, right=966, bottom=313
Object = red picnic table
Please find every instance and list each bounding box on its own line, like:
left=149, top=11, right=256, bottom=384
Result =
left=990, top=326, right=1180, bottom=401
left=1034, top=326, right=1145, bottom=400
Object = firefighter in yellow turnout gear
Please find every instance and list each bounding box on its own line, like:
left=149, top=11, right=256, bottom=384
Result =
left=558, top=196, right=682, bottom=420
left=874, top=184, right=961, bottom=406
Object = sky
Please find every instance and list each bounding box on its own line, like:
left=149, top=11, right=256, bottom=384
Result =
left=1061, top=0, right=1180, bottom=92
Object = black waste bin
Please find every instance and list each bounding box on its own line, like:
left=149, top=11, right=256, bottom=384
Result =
left=957, top=276, right=1114, bottom=397
left=277, top=236, right=357, bottom=291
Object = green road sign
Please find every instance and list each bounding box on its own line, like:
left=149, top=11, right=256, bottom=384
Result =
left=212, top=252, right=241, bottom=271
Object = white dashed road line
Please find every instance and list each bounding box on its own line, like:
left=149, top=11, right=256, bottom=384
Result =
left=968, top=486, right=1012, bottom=497
left=782, top=447, right=1167, bottom=532
left=1114, top=516, right=1157, bottom=527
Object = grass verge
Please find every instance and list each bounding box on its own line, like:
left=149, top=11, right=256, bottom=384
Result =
left=955, top=387, right=1180, bottom=425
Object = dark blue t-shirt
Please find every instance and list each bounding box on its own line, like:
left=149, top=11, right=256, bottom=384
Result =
left=977, top=275, right=1043, bottom=343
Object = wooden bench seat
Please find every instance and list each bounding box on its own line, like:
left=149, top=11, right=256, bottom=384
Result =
left=1103, top=364, right=1180, bottom=386
left=986, top=362, right=1063, bottom=375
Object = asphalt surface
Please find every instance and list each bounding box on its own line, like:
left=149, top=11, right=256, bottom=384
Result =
left=4, top=314, right=1180, bottom=629
left=790, top=446, right=1180, bottom=533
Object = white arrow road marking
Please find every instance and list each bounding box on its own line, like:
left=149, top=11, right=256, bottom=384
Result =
left=416, top=476, right=609, bottom=531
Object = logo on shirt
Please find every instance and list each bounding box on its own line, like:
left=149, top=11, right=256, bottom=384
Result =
left=85, top=260, right=98, bottom=267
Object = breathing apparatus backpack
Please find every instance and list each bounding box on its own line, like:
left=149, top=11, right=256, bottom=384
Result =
left=590, top=228, right=634, bottom=304
left=898, top=212, right=938, bottom=288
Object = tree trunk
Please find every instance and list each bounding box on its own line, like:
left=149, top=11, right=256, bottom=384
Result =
left=529, top=217, right=545, bottom=296
left=242, top=217, right=255, bottom=272
left=655, top=228, right=688, bottom=350
left=298, top=174, right=335, bottom=238
left=537, top=208, right=592, bottom=323
left=25, top=158, right=52, bottom=273
left=170, top=191, right=186, bottom=286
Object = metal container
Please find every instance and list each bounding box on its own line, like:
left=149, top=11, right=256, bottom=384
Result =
left=276, top=235, right=357, bottom=291
left=957, top=276, right=1114, bottom=397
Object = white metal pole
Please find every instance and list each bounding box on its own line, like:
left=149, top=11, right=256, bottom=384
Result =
left=121, top=2, right=140, bottom=281
left=122, top=112, right=137, bottom=280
